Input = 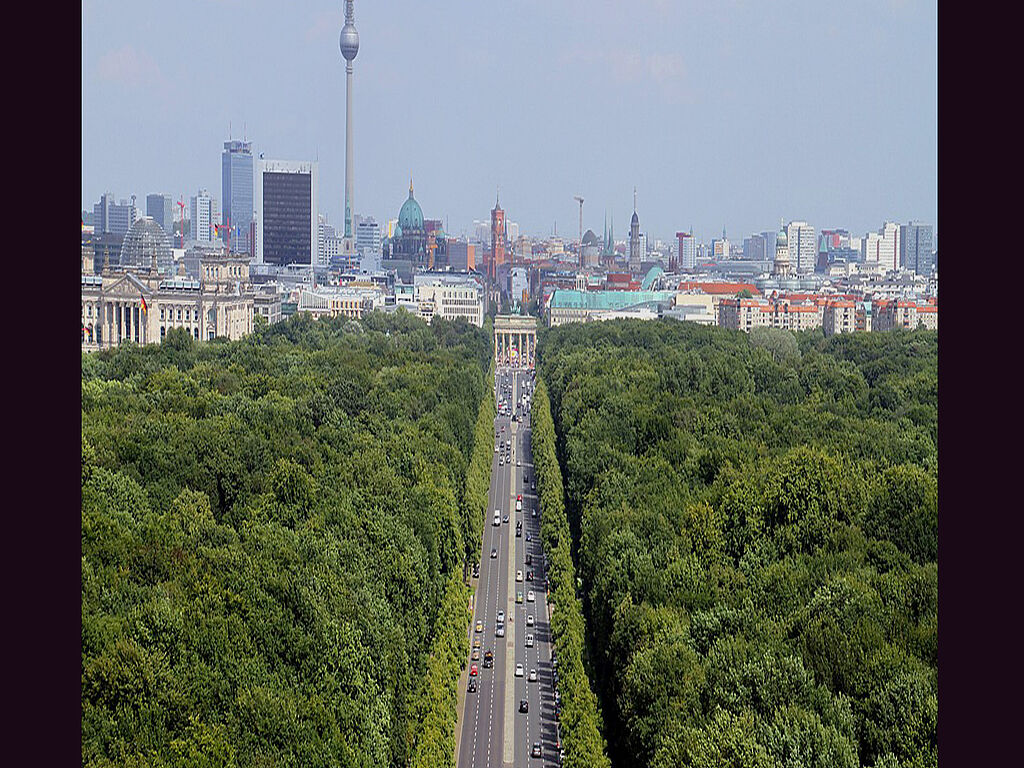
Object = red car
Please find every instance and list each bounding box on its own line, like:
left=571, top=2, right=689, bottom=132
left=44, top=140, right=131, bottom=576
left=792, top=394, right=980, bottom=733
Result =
left=517, top=494, right=522, bottom=501
left=470, top=664, right=478, bottom=676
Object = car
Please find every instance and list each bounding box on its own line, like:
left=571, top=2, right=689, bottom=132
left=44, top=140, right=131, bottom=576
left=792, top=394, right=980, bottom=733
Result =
left=470, top=664, right=478, bottom=676
left=517, top=493, right=522, bottom=502
left=525, top=633, right=534, bottom=647
left=527, top=590, right=535, bottom=602
left=529, top=669, right=537, bottom=682
left=515, top=663, right=524, bottom=677
left=519, top=699, right=529, bottom=713
left=526, top=571, right=534, bottom=581
left=497, top=610, right=505, bottom=623
left=503, top=514, right=509, bottom=523
left=531, top=482, right=536, bottom=491
left=476, top=621, right=483, bottom=633
left=526, top=614, right=535, bottom=627
left=499, top=457, right=504, bottom=466
left=472, top=563, right=480, bottom=578
left=525, top=533, right=532, bottom=541
left=471, top=648, right=480, bottom=661
left=532, top=742, right=542, bottom=758
left=516, top=570, right=524, bottom=582
left=525, top=554, right=532, bottom=566
left=524, top=474, right=529, bottom=482
left=472, top=638, right=481, bottom=649
left=496, top=624, right=505, bottom=637
left=517, top=460, right=521, bottom=466
left=495, top=445, right=499, bottom=452
left=516, top=528, right=522, bottom=538
left=468, top=678, right=477, bottom=693
left=483, top=650, right=493, bottom=668
left=516, top=520, right=523, bottom=529
left=516, top=591, right=524, bottom=604
left=491, top=548, right=497, bottom=559
left=532, top=509, right=537, bottom=518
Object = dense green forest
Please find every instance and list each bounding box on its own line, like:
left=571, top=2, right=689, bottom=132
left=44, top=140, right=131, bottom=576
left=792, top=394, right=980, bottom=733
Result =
left=537, top=322, right=937, bottom=768
left=82, top=312, right=491, bottom=767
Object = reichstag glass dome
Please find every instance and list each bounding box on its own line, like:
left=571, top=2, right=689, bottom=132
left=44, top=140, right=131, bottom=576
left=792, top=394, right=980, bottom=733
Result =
left=120, top=216, right=173, bottom=273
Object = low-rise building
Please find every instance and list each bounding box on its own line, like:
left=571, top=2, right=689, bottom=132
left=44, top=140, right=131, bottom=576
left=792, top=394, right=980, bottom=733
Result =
left=296, top=284, right=386, bottom=319
left=413, top=275, right=485, bottom=326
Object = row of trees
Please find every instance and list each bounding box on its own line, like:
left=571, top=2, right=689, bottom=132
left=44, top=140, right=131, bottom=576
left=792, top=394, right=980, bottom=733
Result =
left=82, top=313, right=491, bottom=767
left=537, top=321, right=937, bottom=768
left=407, top=372, right=496, bottom=767
left=532, top=382, right=612, bottom=768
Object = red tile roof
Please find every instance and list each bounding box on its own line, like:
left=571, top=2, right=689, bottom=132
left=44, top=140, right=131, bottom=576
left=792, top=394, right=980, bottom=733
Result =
left=676, top=281, right=760, bottom=295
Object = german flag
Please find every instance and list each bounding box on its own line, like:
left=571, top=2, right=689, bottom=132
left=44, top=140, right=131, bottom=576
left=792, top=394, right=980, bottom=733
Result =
left=140, top=294, right=148, bottom=314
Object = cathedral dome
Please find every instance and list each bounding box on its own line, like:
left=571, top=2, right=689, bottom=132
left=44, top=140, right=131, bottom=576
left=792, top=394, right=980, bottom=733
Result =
left=398, top=180, right=424, bottom=232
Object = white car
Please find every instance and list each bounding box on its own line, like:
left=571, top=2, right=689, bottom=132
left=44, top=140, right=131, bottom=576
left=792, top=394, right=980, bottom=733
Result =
left=529, top=669, right=538, bottom=682
left=515, top=663, right=524, bottom=677
left=527, top=590, right=535, bottom=602
left=516, top=570, right=524, bottom=582
left=526, top=614, right=535, bottom=627
left=526, top=633, right=534, bottom=648
left=497, top=610, right=505, bottom=623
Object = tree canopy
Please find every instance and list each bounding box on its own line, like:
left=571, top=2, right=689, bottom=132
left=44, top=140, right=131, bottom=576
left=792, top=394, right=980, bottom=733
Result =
left=536, top=320, right=937, bottom=768
left=82, top=312, right=491, bottom=767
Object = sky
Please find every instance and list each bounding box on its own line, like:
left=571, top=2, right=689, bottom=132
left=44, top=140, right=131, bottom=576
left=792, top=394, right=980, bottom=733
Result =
left=82, top=0, right=937, bottom=244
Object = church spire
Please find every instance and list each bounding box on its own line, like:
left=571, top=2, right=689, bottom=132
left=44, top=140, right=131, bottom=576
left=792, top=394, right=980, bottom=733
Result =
left=409, top=176, right=414, bottom=198
left=633, top=186, right=637, bottom=212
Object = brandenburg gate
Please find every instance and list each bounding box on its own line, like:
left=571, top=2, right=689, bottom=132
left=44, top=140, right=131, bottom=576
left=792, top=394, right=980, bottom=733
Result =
left=494, top=314, right=538, bottom=369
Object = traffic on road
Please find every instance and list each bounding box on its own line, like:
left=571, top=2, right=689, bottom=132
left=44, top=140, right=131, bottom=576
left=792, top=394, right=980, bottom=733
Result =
left=457, top=367, right=562, bottom=767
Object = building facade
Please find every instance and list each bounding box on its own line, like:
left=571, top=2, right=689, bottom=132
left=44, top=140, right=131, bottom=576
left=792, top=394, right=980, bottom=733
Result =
left=82, top=255, right=254, bottom=350
left=255, top=159, right=318, bottom=267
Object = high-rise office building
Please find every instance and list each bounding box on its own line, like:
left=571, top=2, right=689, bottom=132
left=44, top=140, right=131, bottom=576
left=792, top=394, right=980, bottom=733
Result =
left=760, top=230, right=778, bottom=263
left=222, top=139, right=254, bottom=253
left=255, top=159, right=318, bottom=266
left=317, top=214, right=337, bottom=267
left=900, top=221, right=933, bottom=275
left=356, top=216, right=382, bottom=263
left=676, top=231, right=696, bottom=271
left=743, top=234, right=766, bottom=262
left=190, top=189, right=220, bottom=243
left=862, top=222, right=900, bottom=272
left=786, top=221, right=816, bottom=273
left=146, top=194, right=174, bottom=237
left=93, top=193, right=140, bottom=237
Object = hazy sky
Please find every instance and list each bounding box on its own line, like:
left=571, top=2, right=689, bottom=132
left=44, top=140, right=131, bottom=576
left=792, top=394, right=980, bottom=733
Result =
left=82, top=0, right=937, bottom=244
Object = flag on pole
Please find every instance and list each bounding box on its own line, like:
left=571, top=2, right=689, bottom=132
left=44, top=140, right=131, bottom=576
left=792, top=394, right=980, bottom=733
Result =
left=140, top=294, right=148, bottom=314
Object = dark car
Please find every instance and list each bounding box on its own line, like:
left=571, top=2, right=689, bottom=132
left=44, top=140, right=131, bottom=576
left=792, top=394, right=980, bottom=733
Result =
left=503, top=514, right=509, bottom=523
left=532, top=742, right=542, bottom=758
left=519, top=699, right=529, bottom=713
left=525, top=554, right=532, bottom=566
left=526, top=571, right=533, bottom=581
left=491, top=548, right=497, bottom=558
left=483, top=650, right=493, bottom=668
left=525, top=533, right=532, bottom=541
left=468, top=678, right=477, bottom=693
left=516, top=528, right=522, bottom=538
left=472, top=563, right=480, bottom=578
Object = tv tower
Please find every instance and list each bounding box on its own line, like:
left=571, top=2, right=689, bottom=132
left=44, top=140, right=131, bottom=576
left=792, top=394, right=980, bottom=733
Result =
left=339, top=1, right=359, bottom=255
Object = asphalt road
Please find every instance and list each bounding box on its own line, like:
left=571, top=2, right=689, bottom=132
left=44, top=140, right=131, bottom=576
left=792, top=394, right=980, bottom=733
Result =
left=457, top=368, right=559, bottom=768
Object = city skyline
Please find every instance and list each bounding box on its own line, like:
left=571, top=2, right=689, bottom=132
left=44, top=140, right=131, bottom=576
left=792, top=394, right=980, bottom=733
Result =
left=82, top=1, right=937, bottom=243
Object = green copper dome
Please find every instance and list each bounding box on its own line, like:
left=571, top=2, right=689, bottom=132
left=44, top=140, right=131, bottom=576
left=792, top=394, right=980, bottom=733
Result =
left=398, top=178, right=424, bottom=232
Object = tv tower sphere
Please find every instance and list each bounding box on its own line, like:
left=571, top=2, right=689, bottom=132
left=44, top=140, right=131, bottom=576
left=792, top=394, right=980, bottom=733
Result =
left=340, top=1, right=359, bottom=61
